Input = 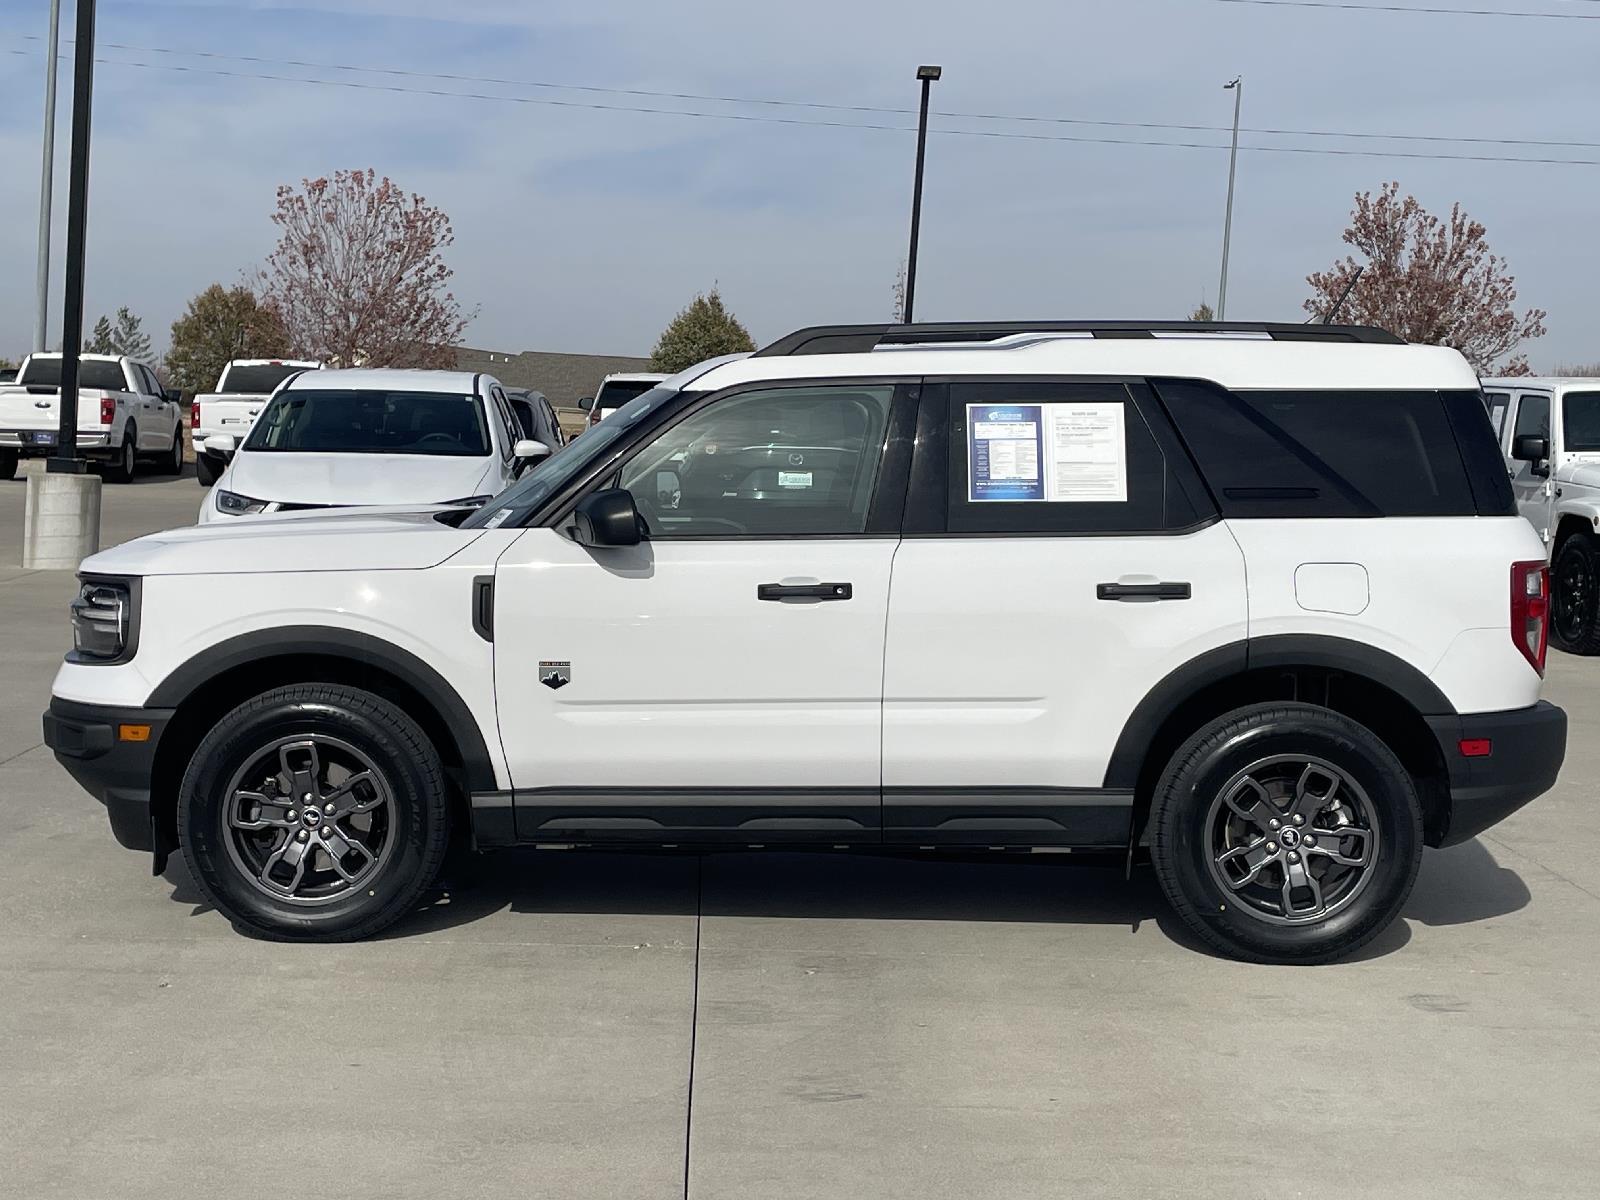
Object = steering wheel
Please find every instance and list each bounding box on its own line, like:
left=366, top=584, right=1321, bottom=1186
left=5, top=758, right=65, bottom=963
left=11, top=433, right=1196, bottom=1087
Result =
left=416, top=433, right=458, bottom=446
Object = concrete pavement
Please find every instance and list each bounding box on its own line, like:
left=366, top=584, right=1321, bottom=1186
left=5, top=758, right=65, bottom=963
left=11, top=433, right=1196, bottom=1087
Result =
left=2, top=463, right=1597, bottom=1199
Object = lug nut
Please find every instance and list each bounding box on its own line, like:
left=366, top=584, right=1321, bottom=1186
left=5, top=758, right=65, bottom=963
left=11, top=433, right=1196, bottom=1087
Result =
left=297, top=830, right=308, bottom=842
left=1288, top=851, right=1301, bottom=863
left=324, top=803, right=335, bottom=815
left=1269, top=819, right=1281, bottom=829
left=1304, top=836, right=1317, bottom=848
left=1266, top=842, right=1279, bottom=854
left=286, top=810, right=297, bottom=821
left=1292, top=814, right=1305, bottom=825
left=303, top=792, right=313, bottom=803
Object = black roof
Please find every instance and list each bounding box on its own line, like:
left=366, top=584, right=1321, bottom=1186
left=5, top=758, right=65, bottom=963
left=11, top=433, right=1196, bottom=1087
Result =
left=754, top=321, right=1404, bottom=357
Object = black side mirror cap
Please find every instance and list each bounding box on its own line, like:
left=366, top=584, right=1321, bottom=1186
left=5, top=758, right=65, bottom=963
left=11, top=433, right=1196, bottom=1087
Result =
left=1512, top=434, right=1549, bottom=464
left=164, top=388, right=182, bottom=403
left=572, top=488, right=642, bottom=547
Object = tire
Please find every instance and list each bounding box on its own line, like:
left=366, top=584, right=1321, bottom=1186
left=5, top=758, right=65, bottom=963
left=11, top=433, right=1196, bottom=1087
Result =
left=1551, top=532, right=1600, bottom=655
left=178, top=684, right=452, bottom=941
left=1149, top=703, right=1422, bottom=965
left=165, top=425, right=184, bottom=475
left=106, top=429, right=136, bottom=484
left=0, top=449, right=16, bottom=481
left=195, top=451, right=219, bottom=487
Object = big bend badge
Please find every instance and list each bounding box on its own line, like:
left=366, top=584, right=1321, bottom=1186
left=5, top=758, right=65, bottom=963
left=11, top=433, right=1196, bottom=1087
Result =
left=539, top=661, right=571, bottom=690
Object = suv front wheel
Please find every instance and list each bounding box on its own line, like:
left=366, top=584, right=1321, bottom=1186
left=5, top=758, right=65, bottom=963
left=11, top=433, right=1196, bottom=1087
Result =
left=178, top=684, right=451, bottom=940
left=1149, top=703, right=1422, bottom=964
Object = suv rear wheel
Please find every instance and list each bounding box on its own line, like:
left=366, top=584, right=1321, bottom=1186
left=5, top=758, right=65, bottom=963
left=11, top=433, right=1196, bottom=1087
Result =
left=1551, top=531, right=1600, bottom=655
left=1149, top=703, right=1422, bottom=964
left=178, top=684, right=451, bottom=941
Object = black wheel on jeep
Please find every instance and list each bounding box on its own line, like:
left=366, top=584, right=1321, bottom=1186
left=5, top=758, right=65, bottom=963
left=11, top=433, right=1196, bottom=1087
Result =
left=165, top=425, right=185, bottom=475
left=195, top=451, right=219, bottom=487
left=0, top=448, right=17, bottom=480
left=1148, top=703, right=1422, bottom=965
left=178, top=684, right=451, bottom=940
left=106, top=429, right=136, bottom=484
left=1551, top=532, right=1600, bottom=655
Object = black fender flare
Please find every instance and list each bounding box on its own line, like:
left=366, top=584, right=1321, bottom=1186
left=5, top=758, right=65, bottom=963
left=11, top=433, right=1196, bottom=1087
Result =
left=1102, top=634, right=1455, bottom=790
left=146, top=626, right=498, bottom=792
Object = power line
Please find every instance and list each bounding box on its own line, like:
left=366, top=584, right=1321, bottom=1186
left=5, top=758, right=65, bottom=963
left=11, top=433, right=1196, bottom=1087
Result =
left=1209, top=0, right=1600, bottom=18
left=14, top=34, right=1600, bottom=151
left=6, top=46, right=1600, bottom=167
left=12, top=34, right=1600, bottom=150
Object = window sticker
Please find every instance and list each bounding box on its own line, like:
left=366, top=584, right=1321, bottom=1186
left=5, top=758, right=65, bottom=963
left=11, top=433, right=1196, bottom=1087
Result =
left=966, top=402, right=1127, bottom=502
left=484, top=507, right=513, bottom=528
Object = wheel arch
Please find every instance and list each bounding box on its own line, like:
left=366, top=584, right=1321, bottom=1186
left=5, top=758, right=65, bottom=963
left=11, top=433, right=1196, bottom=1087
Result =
left=1551, top=508, right=1599, bottom=560
left=147, top=628, right=496, bottom=860
left=1108, top=636, right=1455, bottom=849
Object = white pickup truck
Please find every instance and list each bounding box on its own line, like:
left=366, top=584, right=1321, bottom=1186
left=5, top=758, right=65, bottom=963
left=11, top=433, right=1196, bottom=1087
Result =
left=192, top=359, right=321, bottom=486
left=0, top=352, right=183, bottom=483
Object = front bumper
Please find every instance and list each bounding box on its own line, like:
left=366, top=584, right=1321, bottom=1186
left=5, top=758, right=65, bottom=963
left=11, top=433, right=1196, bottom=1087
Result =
left=43, top=696, right=172, bottom=857
left=1426, top=701, right=1567, bottom=846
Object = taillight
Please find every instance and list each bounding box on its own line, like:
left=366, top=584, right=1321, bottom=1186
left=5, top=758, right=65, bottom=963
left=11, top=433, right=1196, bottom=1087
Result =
left=99, top=396, right=115, bottom=426
left=190, top=401, right=199, bottom=430
left=1511, top=560, right=1549, bottom=676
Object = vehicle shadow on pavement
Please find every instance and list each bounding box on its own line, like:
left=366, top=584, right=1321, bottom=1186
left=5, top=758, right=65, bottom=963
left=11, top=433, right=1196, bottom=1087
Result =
left=161, top=837, right=1529, bottom=959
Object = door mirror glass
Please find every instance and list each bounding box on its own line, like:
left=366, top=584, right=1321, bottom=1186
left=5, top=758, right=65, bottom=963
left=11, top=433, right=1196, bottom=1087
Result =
left=202, top=433, right=237, bottom=458
left=1512, top=434, right=1549, bottom=463
left=571, top=487, right=642, bottom=547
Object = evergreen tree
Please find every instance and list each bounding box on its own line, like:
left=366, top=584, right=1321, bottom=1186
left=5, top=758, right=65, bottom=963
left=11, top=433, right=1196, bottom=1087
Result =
left=648, top=288, right=756, bottom=373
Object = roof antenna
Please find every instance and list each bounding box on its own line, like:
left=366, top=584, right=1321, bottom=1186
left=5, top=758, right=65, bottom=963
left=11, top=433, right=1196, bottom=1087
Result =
left=1323, top=266, right=1364, bottom=324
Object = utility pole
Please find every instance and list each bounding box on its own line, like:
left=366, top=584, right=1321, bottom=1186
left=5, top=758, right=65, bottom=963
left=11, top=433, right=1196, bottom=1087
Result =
left=34, top=0, right=62, bottom=352
left=1217, top=76, right=1242, bottom=321
left=903, top=64, right=942, bottom=324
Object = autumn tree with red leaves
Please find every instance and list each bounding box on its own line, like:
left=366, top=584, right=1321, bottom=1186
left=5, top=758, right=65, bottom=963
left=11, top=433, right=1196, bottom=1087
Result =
left=1305, top=182, right=1545, bottom=375
left=257, top=169, right=468, bottom=369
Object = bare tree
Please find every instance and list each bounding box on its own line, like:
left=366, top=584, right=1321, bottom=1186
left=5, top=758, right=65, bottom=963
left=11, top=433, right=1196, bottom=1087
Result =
left=1304, top=182, right=1545, bottom=374
left=1554, top=363, right=1600, bottom=378
left=257, top=169, right=468, bottom=369
left=1189, top=300, right=1215, bottom=322
left=892, top=261, right=907, bottom=324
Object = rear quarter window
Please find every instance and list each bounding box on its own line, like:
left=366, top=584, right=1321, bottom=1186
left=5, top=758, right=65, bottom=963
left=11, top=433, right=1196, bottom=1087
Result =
left=1153, top=382, right=1495, bottom=518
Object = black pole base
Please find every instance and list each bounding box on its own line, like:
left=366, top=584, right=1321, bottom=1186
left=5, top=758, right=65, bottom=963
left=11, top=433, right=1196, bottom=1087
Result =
left=46, top=456, right=92, bottom=475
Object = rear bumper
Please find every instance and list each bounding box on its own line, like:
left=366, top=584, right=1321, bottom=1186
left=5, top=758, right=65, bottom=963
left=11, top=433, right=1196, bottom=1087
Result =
left=42, top=696, right=172, bottom=854
left=1426, top=701, right=1567, bottom=846
left=0, top=431, right=111, bottom=453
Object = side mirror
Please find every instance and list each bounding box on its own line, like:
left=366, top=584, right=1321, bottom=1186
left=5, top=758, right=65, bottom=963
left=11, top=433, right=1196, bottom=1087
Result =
left=576, top=397, right=594, bottom=412
left=202, top=434, right=237, bottom=459
left=571, top=488, right=642, bottom=547
left=1512, top=434, right=1550, bottom=475
left=163, top=387, right=182, bottom=404
left=513, top=438, right=551, bottom=461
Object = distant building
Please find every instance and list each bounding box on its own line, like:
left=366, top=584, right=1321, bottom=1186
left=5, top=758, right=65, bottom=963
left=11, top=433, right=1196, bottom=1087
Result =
left=454, top=346, right=652, bottom=405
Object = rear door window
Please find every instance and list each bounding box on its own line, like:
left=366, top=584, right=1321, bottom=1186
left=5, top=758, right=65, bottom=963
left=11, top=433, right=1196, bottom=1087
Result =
left=1154, top=382, right=1479, bottom=517
left=1484, top=391, right=1510, bottom=440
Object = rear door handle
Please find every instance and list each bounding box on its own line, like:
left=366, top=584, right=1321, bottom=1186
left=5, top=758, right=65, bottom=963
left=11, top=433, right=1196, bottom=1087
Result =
left=758, top=582, right=853, bottom=601
left=1097, top=581, right=1191, bottom=601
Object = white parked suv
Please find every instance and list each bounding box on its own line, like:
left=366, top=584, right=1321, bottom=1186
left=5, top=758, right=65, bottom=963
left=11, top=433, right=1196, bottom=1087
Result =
left=1483, top=376, right=1600, bottom=654
left=0, top=352, right=183, bottom=482
left=198, top=367, right=550, bottom=522
left=45, top=322, right=1566, bottom=963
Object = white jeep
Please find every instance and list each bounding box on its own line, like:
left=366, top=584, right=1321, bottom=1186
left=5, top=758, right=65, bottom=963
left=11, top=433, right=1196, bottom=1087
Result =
left=44, top=322, right=1567, bottom=963
left=1483, top=377, right=1600, bottom=654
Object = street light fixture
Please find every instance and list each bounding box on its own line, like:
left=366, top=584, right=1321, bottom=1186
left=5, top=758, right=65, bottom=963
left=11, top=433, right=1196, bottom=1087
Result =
left=902, top=64, right=942, bottom=324
left=1217, top=76, right=1242, bottom=321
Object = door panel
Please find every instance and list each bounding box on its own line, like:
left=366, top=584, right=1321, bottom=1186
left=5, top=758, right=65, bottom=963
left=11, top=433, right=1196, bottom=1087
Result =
left=492, top=528, right=897, bottom=841
left=1508, top=391, right=1553, bottom=544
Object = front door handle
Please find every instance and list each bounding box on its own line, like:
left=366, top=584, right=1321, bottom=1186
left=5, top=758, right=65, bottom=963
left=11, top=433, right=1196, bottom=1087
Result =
left=1097, top=581, right=1191, bottom=602
left=758, top=582, right=853, bottom=602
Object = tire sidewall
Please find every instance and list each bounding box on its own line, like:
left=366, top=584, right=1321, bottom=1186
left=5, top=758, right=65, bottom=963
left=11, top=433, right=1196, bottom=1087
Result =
left=179, top=692, right=444, bottom=939
left=170, top=426, right=184, bottom=474
left=1552, top=533, right=1597, bottom=652
left=1154, top=707, right=1421, bottom=962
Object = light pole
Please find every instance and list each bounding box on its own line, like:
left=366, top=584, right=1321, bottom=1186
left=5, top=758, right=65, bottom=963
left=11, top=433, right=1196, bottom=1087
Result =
left=902, top=64, right=941, bottom=324
left=34, top=0, right=62, bottom=352
left=1217, top=76, right=1242, bottom=321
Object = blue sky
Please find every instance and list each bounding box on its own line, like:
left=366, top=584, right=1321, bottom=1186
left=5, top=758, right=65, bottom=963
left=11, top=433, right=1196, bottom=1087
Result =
left=1, top=0, right=1596, bottom=367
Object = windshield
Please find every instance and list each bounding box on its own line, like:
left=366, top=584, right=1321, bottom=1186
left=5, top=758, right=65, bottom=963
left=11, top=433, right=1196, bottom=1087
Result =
left=1564, top=392, right=1600, bottom=452
left=243, top=389, right=490, bottom=456
left=220, top=363, right=311, bottom=393
left=18, top=358, right=127, bottom=391
left=463, top=385, right=681, bottom=528
left=596, top=379, right=660, bottom=409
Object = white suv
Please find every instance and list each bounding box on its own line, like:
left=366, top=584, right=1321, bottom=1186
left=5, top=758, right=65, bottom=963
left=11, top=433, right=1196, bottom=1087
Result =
left=197, top=368, right=550, bottom=521
left=1483, top=377, right=1600, bottom=654
left=44, top=322, right=1567, bottom=963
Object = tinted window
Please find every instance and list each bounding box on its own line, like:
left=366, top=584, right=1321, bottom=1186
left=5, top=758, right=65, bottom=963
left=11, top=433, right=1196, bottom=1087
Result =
left=1484, top=390, right=1510, bottom=438
left=244, top=390, right=489, bottom=455
left=1156, top=383, right=1478, bottom=518
left=621, top=386, right=894, bottom=537
left=596, top=379, right=659, bottom=409
left=1513, top=393, right=1550, bottom=443
left=1563, top=392, right=1600, bottom=452
left=221, top=364, right=310, bottom=393
left=19, top=358, right=128, bottom=391
left=943, top=382, right=1210, bottom=534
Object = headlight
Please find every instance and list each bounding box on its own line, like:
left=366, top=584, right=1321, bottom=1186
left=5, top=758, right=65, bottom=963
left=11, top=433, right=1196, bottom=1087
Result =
left=70, top=577, right=136, bottom=662
left=216, top=489, right=268, bottom=516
